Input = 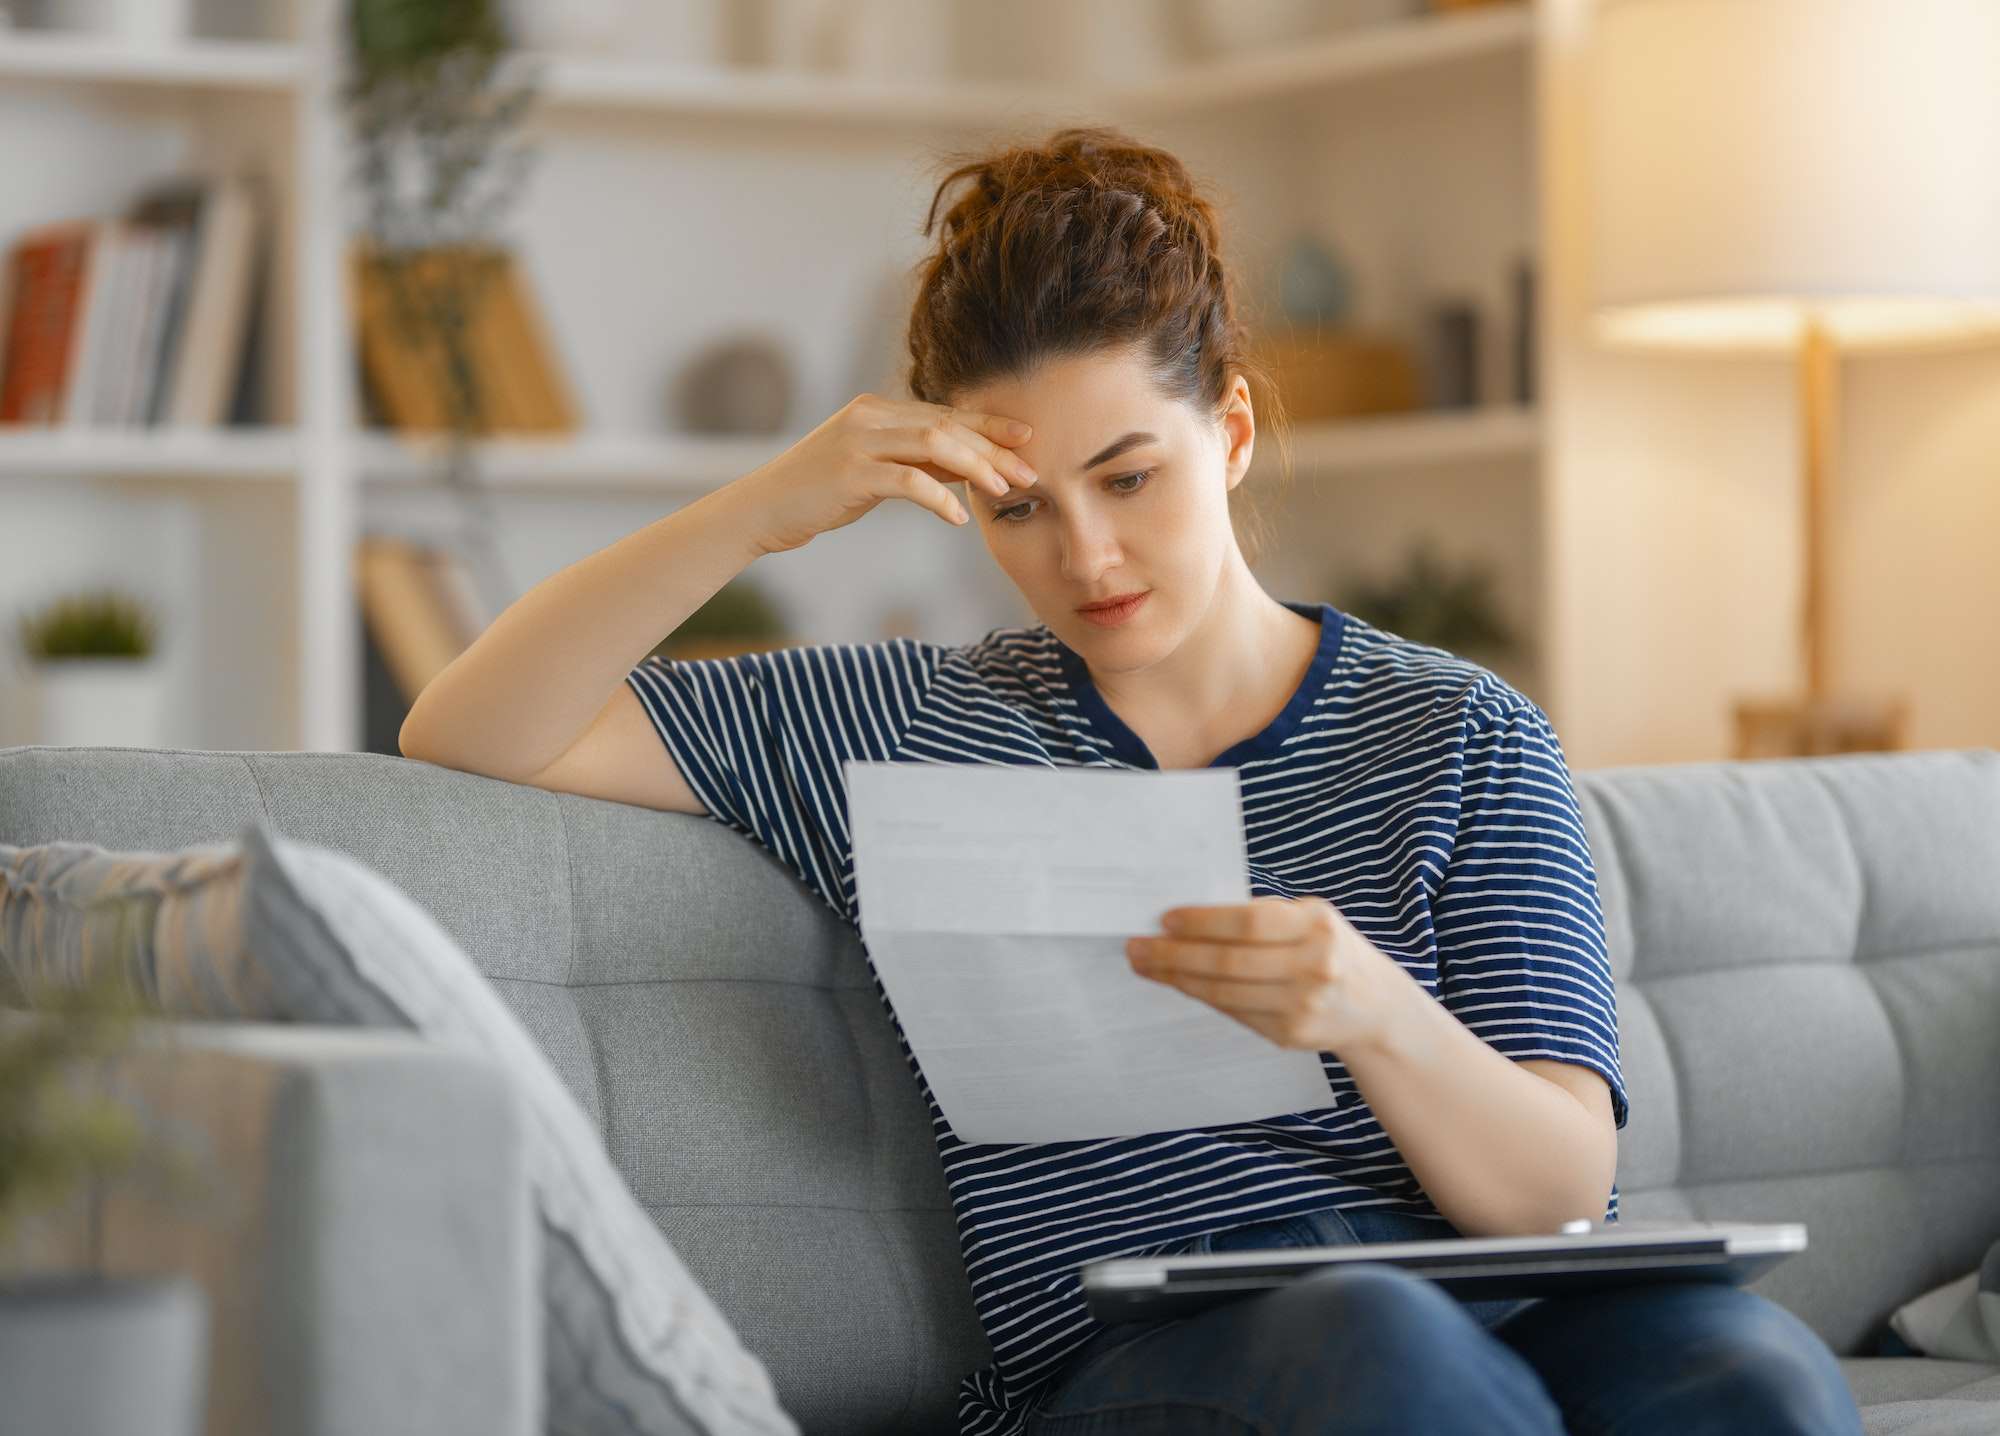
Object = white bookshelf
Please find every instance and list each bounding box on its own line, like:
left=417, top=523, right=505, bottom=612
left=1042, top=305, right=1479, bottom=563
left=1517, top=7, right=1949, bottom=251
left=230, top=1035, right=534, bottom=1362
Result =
left=0, top=0, right=1547, bottom=754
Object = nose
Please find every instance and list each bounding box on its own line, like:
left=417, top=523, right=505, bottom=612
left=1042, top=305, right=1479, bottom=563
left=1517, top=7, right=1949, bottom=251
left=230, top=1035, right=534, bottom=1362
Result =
left=1059, top=511, right=1123, bottom=585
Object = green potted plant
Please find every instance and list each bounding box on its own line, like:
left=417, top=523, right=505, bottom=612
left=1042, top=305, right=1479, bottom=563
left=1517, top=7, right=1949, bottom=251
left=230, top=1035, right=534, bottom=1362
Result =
left=1335, top=538, right=1522, bottom=662
left=13, top=587, right=168, bottom=748
left=0, top=974, right=206, bottom=1436
left=343, top=0, right=543, bottom=623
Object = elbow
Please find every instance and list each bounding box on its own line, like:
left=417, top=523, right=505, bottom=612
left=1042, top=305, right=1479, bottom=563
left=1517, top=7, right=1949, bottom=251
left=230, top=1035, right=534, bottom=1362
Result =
left=1460, top=1183, right=1611, bottom=1239
left=1570, top=1119, right=1620, bottom=1222
left=1448, top=1142, right=1618, bottom=1238
left=1545, top=1141, right=1619, bottom=1233
left=398, top=691, right=437, bottom=761
left=398, top=713, right=433, bottom=763
left=1525, top=1131, right=1618, bottom=1234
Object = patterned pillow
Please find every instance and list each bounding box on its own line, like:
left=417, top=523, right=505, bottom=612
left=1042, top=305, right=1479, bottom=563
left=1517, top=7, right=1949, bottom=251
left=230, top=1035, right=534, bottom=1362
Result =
left=0, top=821, right=800, bottom=1436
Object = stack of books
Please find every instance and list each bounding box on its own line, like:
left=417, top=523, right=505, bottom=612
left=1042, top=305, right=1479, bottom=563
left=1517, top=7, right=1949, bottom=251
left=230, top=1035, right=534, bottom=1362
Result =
left=0, top=173, right=268, bottom=428
left=351, top=244, right=576, bottom=435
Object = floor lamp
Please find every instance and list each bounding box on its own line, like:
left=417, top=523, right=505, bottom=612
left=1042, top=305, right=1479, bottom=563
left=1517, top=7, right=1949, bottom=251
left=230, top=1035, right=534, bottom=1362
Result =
left=1586, top=0, right=2000, bottom=759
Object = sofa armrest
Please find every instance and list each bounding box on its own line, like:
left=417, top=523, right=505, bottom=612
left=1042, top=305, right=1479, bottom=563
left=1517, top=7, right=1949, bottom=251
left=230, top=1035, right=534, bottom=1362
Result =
left=0, top=1015, right=540, bottom=1436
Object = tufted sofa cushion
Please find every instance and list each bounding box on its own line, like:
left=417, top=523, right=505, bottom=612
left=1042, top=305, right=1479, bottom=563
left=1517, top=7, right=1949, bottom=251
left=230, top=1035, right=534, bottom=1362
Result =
left=1594, top=749, right=2000, bottom=1362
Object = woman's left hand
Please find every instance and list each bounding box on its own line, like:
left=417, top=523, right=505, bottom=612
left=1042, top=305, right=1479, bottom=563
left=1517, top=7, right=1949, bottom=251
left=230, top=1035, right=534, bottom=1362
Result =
left=1124, top=895, right=1412, bottom=1054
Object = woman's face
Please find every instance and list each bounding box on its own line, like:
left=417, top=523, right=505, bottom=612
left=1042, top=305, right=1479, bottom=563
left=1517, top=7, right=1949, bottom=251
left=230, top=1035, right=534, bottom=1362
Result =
left=951, top=344, right=1256, bottom=665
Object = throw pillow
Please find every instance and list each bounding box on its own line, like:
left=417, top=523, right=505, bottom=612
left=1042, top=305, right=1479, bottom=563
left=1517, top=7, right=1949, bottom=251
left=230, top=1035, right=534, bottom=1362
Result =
left=1889, top=1239, right=2000, bottom=1364
left=0, top=823, right=800, bottom=1436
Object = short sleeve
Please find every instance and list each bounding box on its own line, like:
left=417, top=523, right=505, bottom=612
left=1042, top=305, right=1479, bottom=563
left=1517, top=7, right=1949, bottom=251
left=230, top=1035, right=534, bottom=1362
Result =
left=623, top=639, right=946, bottom=922
left=1431, top=698, right=1629, bottom=1130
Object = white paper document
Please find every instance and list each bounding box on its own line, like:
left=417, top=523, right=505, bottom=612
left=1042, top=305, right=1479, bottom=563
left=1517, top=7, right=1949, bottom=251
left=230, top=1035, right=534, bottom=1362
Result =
left=843, top=761, right=1336, bottom=1144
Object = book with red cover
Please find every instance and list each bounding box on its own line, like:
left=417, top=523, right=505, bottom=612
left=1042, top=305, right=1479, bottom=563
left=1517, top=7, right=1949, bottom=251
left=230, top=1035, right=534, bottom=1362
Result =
left=0, top=222, right=94, bottom=425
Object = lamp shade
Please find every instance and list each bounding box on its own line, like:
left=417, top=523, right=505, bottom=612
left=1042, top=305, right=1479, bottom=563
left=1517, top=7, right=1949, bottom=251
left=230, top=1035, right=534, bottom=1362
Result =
left=1589, top=0, right=2000, bottom=352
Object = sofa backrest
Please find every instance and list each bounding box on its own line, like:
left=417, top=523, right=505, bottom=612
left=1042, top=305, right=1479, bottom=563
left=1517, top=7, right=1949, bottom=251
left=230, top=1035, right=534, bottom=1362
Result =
left=4, top=743, right=1998, bottom=1432
left=1590, top=745, right=2000, bottom=1357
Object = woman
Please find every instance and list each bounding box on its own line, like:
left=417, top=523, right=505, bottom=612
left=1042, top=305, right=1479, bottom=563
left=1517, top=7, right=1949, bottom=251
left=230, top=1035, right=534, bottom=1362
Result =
left=401, top=127, right=1862, bottom=1435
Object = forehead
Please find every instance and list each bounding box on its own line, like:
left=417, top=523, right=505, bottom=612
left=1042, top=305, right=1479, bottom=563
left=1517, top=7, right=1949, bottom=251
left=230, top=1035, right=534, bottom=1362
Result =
left=952, top=348, right=1190, bottom=447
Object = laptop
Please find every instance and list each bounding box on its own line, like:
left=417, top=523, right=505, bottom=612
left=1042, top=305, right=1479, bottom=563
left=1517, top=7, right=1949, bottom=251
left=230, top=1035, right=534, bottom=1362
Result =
left=1080, top=1219, right=1807, bottom=1325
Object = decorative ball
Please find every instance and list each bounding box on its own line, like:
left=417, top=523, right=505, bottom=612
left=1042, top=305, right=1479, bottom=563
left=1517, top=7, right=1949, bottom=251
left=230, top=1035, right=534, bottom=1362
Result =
left=674, top=334, right=793, bottom=434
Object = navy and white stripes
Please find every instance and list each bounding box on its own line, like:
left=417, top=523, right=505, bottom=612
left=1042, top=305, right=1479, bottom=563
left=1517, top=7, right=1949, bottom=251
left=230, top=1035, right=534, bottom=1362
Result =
left=626, top=600, right=1627, bottom=1436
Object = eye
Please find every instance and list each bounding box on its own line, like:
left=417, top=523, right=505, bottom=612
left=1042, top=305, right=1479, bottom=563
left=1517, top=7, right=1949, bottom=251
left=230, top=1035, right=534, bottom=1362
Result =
left=993, top=469, right=1154, bottom=524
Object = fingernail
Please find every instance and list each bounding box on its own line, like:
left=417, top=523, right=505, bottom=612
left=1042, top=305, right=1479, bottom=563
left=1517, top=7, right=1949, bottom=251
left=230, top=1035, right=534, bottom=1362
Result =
left=1007, top=421, right=1032, bottom=437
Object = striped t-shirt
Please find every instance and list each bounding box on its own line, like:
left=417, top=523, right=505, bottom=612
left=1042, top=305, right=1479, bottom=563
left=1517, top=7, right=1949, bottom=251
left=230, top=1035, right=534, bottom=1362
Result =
left=625, top=598, right=1628, bottom=1436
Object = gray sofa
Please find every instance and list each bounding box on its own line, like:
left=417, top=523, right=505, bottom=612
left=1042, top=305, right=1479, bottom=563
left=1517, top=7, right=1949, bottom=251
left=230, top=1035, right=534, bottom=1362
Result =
left=3, top=741, right=1998, bottom=1435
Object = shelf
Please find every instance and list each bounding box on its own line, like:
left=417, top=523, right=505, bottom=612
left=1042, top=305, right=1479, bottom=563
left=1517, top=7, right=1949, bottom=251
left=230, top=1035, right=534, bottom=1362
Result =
left=0, top=9, right=1527, bottom=123
left=0, top=30, right=300, bottom=91
left=0, top=426, right=299, bottom=482
left=1107, top=5, right=1533, bottom=114
left=528, top=54, right=1070, bottom=128
left=356, top=429, right=788, bottom=495
left=354, top=408, right=1539, bottom=497
left=514, top=5, right=1529, bottom=127
left=0, top=410, right=1540, bottom=492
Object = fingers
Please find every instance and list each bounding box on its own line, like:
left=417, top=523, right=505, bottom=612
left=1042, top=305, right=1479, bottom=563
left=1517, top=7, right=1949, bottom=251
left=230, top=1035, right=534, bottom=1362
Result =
left=908, top=409, right=1040, bottom=498
left=893, top=465, right=968, bottom=527
left=945, top=404, right=1035, bottom=450
left=1159, top=898, right=1337, bottom=943
left=1149, top=972, right=1301, bottom=1016
left=846, top=399, right=1037, bottom=528
left=1130, top=935, right=1297, bottom=984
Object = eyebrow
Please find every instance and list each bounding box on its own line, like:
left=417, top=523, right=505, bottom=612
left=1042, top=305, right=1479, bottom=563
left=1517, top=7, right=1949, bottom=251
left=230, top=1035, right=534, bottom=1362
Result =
left=1079, top=431, right=1160, bottom=474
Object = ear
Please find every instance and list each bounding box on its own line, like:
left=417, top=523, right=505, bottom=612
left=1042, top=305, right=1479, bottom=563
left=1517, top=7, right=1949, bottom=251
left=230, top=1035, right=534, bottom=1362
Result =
left=1220, top=373, right=1256, bottom=493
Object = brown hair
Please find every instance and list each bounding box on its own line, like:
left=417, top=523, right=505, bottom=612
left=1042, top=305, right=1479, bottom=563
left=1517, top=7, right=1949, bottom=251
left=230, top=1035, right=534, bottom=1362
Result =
left=904, top=125, right=1293, bottom=566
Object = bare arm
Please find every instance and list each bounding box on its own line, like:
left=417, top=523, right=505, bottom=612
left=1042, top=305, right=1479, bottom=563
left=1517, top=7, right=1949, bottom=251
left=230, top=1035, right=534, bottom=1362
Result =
left=396, top=393, right=1038, bottom=787
left=397, top=482, right=771, bottom=782
left=1131, top=898, right=1619, bottom=1238
left=1339, top=970, right=1619, bottom=1236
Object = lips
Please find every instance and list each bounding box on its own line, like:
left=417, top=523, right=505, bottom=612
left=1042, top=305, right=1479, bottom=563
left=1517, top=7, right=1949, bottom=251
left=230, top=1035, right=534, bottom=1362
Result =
left=1077, top=591, right=1147, bottom=613
left=1075, top=591, right=1150, bottom=627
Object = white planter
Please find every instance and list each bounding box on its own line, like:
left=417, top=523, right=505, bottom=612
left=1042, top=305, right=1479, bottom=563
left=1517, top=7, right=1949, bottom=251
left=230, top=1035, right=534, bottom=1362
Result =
left=0, top=1275, right=206, bottom=1436
left=24, top=656, right=170, bottom=748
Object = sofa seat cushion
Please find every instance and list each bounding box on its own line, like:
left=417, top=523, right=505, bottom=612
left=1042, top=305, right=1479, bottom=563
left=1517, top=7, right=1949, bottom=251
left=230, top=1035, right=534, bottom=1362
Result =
left=1843, top=1357, right=2000, bottom=1435
left=1843, top=1356, right=1999, bottom=1404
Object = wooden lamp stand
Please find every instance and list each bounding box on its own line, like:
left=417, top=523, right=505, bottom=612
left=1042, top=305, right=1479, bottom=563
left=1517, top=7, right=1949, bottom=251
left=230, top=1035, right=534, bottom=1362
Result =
left=1730, top=318, right=1911, bottom=760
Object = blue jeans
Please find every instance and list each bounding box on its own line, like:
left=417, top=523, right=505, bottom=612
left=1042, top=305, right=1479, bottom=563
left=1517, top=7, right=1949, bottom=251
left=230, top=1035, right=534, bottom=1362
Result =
left=1023, top=1205, right=1864, bottom=1435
